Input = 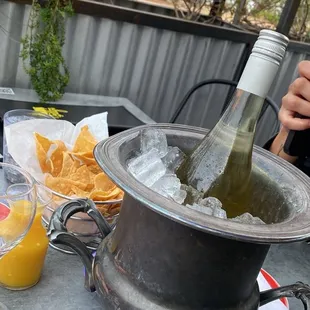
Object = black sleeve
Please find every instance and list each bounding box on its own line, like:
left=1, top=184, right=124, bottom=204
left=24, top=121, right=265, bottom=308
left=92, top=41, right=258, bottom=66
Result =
left=262, top=134, right=277, bottom=151
left=261, top=133, right=310, bottom=177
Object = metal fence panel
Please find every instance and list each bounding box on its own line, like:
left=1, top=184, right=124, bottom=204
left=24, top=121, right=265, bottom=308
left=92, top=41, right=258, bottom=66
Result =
left=0, top=2, right=246, bottom=128
left=1, top=2, right=310, bottom=145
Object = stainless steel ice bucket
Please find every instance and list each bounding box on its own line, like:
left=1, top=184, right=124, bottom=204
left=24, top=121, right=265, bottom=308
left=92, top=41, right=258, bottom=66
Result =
left=48, top=124, right=310, bottom=309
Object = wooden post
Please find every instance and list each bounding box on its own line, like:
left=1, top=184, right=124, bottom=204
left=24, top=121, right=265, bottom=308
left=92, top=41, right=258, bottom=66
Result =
left=209, top=0, right=226, bottom=17
left=232, top=0, right=247, bottom=25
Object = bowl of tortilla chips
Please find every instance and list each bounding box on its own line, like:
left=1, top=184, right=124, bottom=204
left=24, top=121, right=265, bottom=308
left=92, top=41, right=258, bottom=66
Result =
left=34, top=125, right=124, bottom=244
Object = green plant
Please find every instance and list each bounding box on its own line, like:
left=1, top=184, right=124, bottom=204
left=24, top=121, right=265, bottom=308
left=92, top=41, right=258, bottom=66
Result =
left=20, top=0, right=74, bottom=103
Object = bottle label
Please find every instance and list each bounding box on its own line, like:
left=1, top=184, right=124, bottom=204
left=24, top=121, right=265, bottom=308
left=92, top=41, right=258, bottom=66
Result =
left=237, top=55, right=279, bottom=98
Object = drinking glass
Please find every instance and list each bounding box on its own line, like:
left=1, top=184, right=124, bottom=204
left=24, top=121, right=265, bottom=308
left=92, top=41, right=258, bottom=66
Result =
left=0, top=184, right=52, bottom=290
left=3, top=109, right=54, bottom=183
left=0, top=163, right=36, bottom=303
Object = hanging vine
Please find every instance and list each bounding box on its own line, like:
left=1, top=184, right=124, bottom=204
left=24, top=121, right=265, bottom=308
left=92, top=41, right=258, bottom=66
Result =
left=20, top=0, right=74, bottom=103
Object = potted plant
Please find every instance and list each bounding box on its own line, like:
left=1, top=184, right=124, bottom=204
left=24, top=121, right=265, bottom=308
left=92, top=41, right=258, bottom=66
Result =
left=20, top=0, right=74, bottom=103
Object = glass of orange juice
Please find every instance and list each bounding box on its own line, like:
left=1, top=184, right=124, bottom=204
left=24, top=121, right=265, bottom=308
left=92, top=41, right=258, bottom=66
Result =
left=0, top=162, right=37, bottom=302
left=0, top=184, right=52, bottom=290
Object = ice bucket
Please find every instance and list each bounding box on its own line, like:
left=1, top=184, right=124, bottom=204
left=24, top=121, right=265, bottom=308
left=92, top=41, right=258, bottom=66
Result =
left=48, top=124, right=310, bottom=309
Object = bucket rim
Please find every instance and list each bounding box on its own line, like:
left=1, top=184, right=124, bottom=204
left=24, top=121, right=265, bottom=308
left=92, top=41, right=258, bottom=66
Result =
left=94, top=123, right=310, bottom=244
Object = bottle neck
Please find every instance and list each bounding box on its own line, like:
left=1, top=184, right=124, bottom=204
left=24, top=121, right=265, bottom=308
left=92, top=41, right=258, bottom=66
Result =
left=238, top=54, right=280, bottom=98
left=220, top=90, right=264, bottom=134
left=219, top=55, right=280, bottom=134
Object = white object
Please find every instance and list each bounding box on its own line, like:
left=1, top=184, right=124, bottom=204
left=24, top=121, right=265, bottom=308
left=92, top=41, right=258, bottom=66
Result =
left=162, top=146, right=186, bottom=172
left=128, top=150, right=166, bottom=187
left=151, top=174, right=187, bottom=204
left=152, top=174, right=181, bottom=196
left=140, top=128, right=168, bottom=157
left=5, top=112, right=109, bottom=182
left=258, top=271, right=288, bottom=309
left=232, top=212, right=265, bottom=225
left=170, top=189, right=187, bottom=204
left=238, top=30, right=288, bottom=98
left=186, top=203, right=213, bottom=216
left=187, top=197, right=227, bottom=219
left=0, top=88, right=14, bottom=95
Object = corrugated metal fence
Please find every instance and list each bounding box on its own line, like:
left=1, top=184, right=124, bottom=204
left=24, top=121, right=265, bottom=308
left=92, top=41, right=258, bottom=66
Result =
left=1, top=1, right=310, bottom=145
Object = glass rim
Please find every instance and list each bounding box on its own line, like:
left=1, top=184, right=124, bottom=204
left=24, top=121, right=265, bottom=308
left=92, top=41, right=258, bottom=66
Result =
left=36, top=183, right=54, bottom=207
left=0, top=162, right=36, bottom=199
left=3, top=109, right=55, bottom=120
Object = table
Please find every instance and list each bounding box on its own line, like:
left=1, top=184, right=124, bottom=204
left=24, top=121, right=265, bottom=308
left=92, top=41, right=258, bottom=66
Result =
left=0, top=88, right=156, bottom=153
left=1, top=248, right=102, bottom=310
left=0, top=88, right=157, bottom=309
left=1, top=242, right=310, bottom=309
left=0, top=88, right=155, bottom=126
left=0, top=89, right=309, bottom=309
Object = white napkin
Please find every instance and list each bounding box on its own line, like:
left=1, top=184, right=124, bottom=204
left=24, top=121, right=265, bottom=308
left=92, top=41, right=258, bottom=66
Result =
left=258, top=271, right=288, bottom=309
left=5, top=112, right=109, bottom=183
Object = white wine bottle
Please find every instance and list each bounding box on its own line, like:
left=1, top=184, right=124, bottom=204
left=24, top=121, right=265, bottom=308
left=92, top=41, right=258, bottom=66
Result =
left=177, top=30, right=289, bottom=218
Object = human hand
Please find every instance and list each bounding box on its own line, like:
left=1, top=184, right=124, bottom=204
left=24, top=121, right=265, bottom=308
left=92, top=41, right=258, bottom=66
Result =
left=279, top=60, right=310, bottom=131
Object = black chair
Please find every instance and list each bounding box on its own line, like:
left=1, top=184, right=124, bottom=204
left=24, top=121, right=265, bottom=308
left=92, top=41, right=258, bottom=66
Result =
left=169, top=79, right=280, bottom=134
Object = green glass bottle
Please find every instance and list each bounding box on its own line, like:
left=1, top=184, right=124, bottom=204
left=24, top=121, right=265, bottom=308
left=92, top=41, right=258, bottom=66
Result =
left=177, top=30, right=289, bottom=218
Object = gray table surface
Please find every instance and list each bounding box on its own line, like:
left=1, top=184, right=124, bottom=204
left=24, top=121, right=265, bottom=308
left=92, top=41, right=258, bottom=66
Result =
left=0, top=89, right=309, bottom=309
left=1, top=242, right=310, bottom=310
left=0, top=88, right=156, bottom=126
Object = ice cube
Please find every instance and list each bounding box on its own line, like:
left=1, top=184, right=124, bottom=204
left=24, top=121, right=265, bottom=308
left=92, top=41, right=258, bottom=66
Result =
left=186, top=196, right=226, bottom=219
left=151, top=174, right=187, bottom=204
left=151, top=187, right=171, bottom=199
left=162, top=147, right=186, bottom=172
left=140, top=128, right=168, bottom=157
left=197, top=197, right=227, bottom=219
left=152, top=174, right=181, bottom=196
left=186, top=203, right=213, bottom=216
left=128, top=150, right=158, bottom=174
left=212, top=207, right=227, bottom=219
left=171, top=189, right=187, bottom=204
left=231, top=212, right=265, bottom=225
left=128, top=151, right=166, bottom=187
left=198, top=197, right=222, bottom=209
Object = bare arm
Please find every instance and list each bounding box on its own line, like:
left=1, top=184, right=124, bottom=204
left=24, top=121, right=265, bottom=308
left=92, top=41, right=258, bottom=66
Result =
left=269, top=127, right=297, bottom=163
left=269, top=61, right=310, bottom=162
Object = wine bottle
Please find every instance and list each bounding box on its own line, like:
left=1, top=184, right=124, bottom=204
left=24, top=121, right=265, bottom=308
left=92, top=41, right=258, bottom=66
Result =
left=177, top=30, right=289, bottom=218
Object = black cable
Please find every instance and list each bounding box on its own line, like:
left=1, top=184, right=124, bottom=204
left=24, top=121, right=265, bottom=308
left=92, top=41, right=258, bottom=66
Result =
left=169, top=79, right=280, bottom=126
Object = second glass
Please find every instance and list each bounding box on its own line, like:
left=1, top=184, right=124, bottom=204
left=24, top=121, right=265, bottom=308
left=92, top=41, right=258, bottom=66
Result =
left=0, top=184, right=52, bottom=290
left=3, top=109, right=54, bottom=183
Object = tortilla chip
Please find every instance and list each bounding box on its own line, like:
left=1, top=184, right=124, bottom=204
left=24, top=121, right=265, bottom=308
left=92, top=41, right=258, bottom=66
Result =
left=73, top=125, right=97, bottom=153
left=59, top=152, right=74, bottom=177
left=88, top=165, right=102, bottom=175
left=50, top=141, right=67, bottom=177
left=96, top=204, right=109, bottom=216
left=35, top=137, right=53, bottom=174
left=86, top=183, right=95, bottom=192
left=69, top=159, right=82, bottom=175
left=34, top=133, right=53, bottom=153
left=115, top=191, right=124, bottom=200
left=108, top=204, right=121, bottom=216
left=69, top=165, right=91, bottom=184
left=45, top=175, right=87, bottom=196
left=77, top=151, right=93, bottom=158
left=89, top=187, right=121, bottom=201
left=71, top=185, right=90, bottom=198
left=35, top=127, right=122, bottom=218
left=94, top=173, right=116, bottom=192
left=69, top=152, right=97, bottom=166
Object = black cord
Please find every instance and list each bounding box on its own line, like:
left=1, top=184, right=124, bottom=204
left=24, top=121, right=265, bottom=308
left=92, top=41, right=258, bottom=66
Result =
left=169, top=79, right=280, bottom=127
